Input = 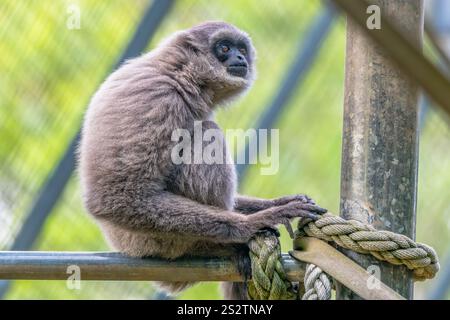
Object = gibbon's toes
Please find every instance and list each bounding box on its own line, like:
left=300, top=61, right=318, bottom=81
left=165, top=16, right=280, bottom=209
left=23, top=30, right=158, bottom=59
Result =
left=298, top=210, right=322, bottom=221
left=283, top=201, right=327, bottom=215
left=297, top=203, right=327, bottom=214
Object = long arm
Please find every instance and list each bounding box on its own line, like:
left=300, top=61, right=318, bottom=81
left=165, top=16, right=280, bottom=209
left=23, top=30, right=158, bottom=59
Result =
left=103, top=191, right=252, bottom=244
left=100, top=192, right=324, bottom=244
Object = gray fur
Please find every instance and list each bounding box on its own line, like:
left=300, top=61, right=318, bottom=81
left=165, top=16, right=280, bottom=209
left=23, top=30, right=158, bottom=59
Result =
left=78, top=21, right=325, bottom=299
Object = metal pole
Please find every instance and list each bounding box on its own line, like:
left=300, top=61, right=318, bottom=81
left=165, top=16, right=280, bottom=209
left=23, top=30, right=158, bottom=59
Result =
left=338, top=0, right=423, bottom=300
left=0, top=252, right=305, bottom=283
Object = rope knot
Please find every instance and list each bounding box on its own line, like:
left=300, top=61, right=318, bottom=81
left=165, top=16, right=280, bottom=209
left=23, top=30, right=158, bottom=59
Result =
left=247, top=213, right=439, bottom=300
left=298, top=213, right=440, bottom=281
left=247, top=231, right=296, bottom=300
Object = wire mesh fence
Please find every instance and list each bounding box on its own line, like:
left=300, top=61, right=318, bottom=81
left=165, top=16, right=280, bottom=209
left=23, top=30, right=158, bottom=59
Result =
left=0, top=0, right=449, bottom=299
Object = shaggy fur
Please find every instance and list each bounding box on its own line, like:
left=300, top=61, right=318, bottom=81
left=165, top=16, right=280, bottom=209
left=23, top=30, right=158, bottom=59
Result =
left=78, top=21, right=324, bottom=299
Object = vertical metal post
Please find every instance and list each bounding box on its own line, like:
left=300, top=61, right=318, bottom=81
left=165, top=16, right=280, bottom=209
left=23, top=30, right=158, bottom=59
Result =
left=338, top=0, right=423, bottom=299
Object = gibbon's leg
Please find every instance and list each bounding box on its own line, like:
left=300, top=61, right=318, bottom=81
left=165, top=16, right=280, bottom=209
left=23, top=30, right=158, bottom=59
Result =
left=100, top=191, right=326, bottom=244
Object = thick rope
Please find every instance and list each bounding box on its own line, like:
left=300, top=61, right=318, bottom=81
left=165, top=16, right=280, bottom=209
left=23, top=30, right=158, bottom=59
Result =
left=302, top=264, right=332, bottom=300
left=247, top=213, right=439, bottom=300
left=247, top=232, right=297, bottom=300
left=298, top=213, right=440, bottom=281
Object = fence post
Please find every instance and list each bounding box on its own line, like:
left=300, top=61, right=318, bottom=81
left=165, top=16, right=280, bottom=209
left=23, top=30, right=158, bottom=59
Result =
left=338, top=0, right=423, bottom=299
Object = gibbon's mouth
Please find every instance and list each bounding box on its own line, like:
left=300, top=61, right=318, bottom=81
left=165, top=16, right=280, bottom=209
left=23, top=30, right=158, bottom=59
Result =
left=227, top=64, right=248, bottom=78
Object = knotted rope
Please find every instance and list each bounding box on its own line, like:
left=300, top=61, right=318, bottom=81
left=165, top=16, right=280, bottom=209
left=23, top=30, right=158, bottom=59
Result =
left=247, top=232, right=296, bottom=300
left=297, top=213, right=439, bottom=281
left=247, top=213, right=439, bottom=300
left=302, top=264, right=332, bottom=300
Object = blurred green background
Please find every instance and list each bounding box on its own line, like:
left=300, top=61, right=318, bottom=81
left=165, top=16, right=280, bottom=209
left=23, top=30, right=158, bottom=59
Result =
left=0, top=0, right=449, bottom=299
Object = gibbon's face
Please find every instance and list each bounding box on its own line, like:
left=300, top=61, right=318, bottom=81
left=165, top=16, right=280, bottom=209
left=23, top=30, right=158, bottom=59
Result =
left=212, top=38, right=249, bottom=78
left=184, top=22, right=256, bottom=103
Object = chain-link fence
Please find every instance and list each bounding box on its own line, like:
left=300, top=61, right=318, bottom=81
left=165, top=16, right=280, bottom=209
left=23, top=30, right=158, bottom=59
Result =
left=0, top=0, right=449, bottom=299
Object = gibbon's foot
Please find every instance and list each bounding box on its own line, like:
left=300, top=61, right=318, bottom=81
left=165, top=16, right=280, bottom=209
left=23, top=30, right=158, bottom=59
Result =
left=272, top=194, right=327, bottom=213
left=247, top=201, right=326, bottom=239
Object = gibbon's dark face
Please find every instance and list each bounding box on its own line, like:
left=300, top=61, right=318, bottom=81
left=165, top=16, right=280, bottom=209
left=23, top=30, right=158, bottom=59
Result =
left=213, top=38, right=249, bottom=78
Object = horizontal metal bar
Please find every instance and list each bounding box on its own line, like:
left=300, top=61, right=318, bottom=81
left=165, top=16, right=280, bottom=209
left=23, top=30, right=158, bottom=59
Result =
left=0, top=252, right=306, bottom=282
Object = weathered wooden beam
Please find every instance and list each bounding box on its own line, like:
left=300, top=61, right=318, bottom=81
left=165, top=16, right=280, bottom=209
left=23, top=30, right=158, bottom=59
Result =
left=0, top=252, right=306, bottom=282
left=338, top=0, right=423, bottom=300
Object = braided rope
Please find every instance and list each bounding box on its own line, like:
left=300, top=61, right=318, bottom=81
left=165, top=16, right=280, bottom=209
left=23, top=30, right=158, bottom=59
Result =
left=298, top=213, right=440, bottom=281
left=246, top=213, right=439, bottom=300
left=247, top=232, right=297, bottom=300
left=302, top=264, right=332, bottom=300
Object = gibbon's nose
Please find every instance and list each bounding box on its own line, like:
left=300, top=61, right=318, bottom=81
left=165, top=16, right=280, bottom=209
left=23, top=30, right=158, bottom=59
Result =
left=228, top=54, right=247, bottom=67
left=226, top=49, right=248, bottom=77
left=227, top=48, right=247, bottom=66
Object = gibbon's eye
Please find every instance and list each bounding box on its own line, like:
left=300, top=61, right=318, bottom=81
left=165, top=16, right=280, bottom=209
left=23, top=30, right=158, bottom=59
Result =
left=221, top=45, right=230, bottom=53
left=239, top=48, right=247, bottom=56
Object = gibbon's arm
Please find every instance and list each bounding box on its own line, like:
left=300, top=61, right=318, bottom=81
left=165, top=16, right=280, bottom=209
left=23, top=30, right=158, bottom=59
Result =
left=102, top=191, right=324, bottom=243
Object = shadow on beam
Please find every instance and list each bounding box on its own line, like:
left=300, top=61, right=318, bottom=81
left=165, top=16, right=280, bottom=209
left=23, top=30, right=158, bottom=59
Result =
left=0, top=252, right=306, bottom=282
